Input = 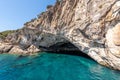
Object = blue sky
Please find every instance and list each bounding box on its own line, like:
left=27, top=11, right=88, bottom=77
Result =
left=0, top=0, right=56, bottom=32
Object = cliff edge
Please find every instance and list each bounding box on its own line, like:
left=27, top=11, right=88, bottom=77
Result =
left=0, top=0, right=120, bottom=70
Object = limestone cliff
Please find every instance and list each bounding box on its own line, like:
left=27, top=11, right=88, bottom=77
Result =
left=0, top=0, right=120, bottom=70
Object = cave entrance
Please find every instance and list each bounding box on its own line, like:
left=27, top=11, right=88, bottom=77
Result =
left=46, top=42, right=92, bottom=59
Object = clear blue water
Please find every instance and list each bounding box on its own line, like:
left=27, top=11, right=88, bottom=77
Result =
left=0, top=52, right=120, bottom=80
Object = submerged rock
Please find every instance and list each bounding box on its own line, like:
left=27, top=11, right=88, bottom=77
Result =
left=0, top=0, right=120, bottom=70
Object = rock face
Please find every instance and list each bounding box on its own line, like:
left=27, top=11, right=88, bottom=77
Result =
left=0, top=0, right=120, bottom=70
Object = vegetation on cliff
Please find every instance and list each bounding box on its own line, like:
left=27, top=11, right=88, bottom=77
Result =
left=0, top=30, right=15, bottom=39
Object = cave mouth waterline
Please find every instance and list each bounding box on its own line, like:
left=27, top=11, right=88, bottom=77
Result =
left=44, top=42, right=93, bottom=60
left=46, top=50, right=92, bottom=60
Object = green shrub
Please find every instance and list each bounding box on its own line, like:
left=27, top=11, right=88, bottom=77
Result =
left=0, top=30, right=15, bottom=39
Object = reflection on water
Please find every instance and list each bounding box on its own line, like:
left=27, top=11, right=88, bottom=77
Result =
left=0, top=52, right=120, bottom=80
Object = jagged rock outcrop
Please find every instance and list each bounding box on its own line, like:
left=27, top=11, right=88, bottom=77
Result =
left=0, top=0, right=120, bottom=70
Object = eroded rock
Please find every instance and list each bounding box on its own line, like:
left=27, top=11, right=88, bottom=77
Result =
left=113, top=23, right=120, bottom=46
left=0, top=0, right=120, bottom=70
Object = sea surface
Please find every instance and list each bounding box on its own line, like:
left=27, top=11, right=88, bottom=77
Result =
left=0, top=52, right=120, bottom=80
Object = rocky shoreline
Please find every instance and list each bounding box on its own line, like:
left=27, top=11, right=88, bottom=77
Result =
left=0, top=0, right=120, bottom=70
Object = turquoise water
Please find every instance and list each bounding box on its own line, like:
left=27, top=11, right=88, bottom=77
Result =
left=0, top=52, right=120, bottom=80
